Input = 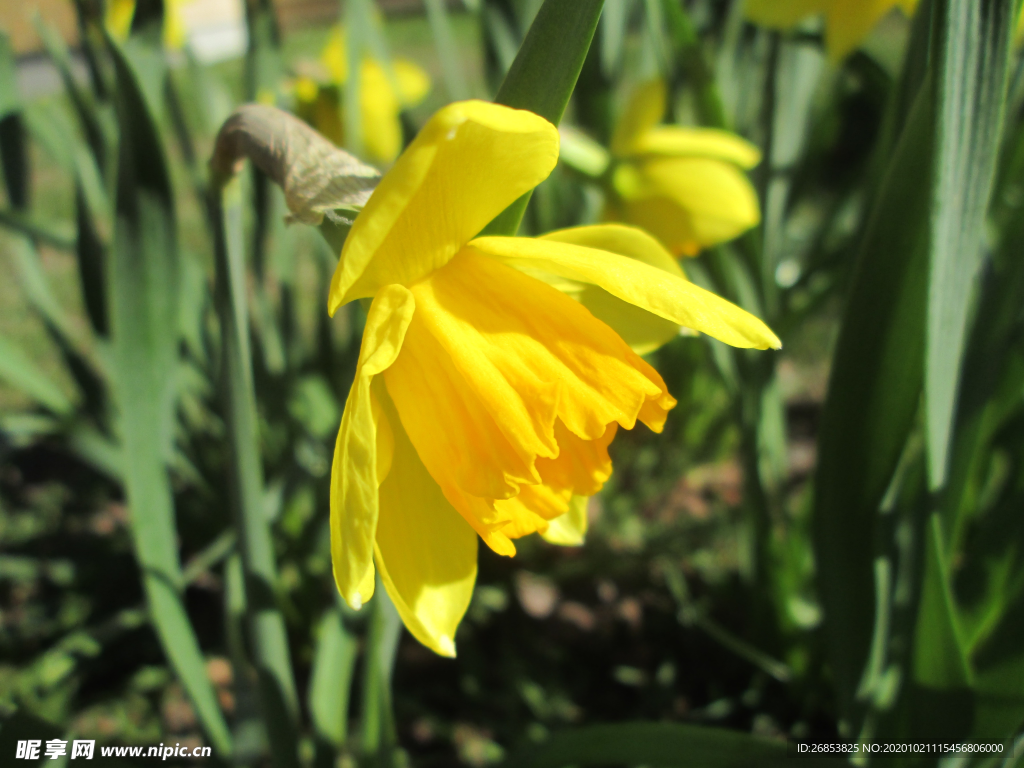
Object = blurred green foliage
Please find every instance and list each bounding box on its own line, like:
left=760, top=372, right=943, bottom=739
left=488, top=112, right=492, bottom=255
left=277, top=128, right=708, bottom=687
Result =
left=0, top=0, right=1023, bottom=766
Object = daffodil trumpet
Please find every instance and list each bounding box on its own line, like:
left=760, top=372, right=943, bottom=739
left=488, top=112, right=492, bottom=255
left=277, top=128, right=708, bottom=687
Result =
left=328, top=99, right=780, bottom=657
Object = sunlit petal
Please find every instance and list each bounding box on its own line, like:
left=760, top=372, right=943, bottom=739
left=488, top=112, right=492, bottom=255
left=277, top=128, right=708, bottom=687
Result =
left=330, top=285, right=415, bottom=609
left=629, top=127, right=761, bottom=169
left=541, top=495, right=589, bottom=546
left=613, top=157, right=760, bottom=254
left=471, top=236, right=781, bottom=350
left=329, top=101, right=559, bottom=309
left=374, top=392, right=477, bottom=658
left=540, top=225, right=683, bottom=354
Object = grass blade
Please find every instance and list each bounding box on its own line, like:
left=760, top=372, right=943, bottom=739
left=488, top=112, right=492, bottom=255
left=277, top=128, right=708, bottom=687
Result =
left=925, top=0, right=1014, bottom=488
left=484, top=0, right=605, bottom=236
left=0, top=336, right=73, bottom=416
left=107, top=34, right=232, bottom=757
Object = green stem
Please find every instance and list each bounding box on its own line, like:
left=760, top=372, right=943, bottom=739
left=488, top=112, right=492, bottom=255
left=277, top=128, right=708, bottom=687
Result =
left=483, top=0, right=606, bottom=236
left=212, top=178, right=300, bottom=767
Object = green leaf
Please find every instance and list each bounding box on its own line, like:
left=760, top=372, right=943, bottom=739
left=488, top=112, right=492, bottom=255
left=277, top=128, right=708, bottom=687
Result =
left=913, top=514, right=972, bottom=688
left=213, top=175, right=300, bottom=766
left=33, top=13, right=110, bottom=170
left=424, top=0, right=470, bottom=100
left=308, top=607, right=358, bottom=747
left=484, top=0, right=605, bottom=236
left=106, top=34, right=232, bottom=757
left=812, top=79, right=933, bottom=721
left=502, top=722, right=836, bottom=768
left=361, top=581, right=403, bottom=761
left=925, top=0, right=1014, bottom=489
left=660, top=0, right=727, bottom=129
left=0, top=336, right=73, bottom=415
left=599, top=0, right=632, bottom=77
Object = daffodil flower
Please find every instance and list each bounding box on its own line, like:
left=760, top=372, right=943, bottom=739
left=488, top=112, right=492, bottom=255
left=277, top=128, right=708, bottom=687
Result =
left=328, top=100, right=780, bottom=656
left=294, top=27, right=430, bottom=165
left=604, top=80, right=762, bottom=257
left=561, top=81, right=762, bottom=258
left=746, top=0, right=919, bottom=60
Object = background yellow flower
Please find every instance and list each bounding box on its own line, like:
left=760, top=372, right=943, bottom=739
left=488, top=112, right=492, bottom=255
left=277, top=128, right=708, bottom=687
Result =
left=605, top=80, right=761, bottom=257
left=745, top=0, right=919, bottom=60
left=295, top=26, right=431, bottom=165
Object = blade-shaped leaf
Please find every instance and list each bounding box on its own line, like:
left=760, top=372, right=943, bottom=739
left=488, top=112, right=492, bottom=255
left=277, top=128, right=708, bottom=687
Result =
left=913, top=514, right=972, bottom=687
left=813, top=79, right=933, bottom=722
left=107, top=34, right=232, bottom=757
left=0, top=336, right=73, bottom=415
left=925, top=0, right=1014, bottom=488
left=308, top=607, right=358, bottom=747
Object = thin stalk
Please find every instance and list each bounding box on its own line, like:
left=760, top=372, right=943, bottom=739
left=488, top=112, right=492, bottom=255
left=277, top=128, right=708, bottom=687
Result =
left=212, top=177, right=300, bottom=767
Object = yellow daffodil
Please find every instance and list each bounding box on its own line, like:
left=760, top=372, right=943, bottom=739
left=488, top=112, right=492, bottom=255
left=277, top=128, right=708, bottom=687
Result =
left=328, top=99, right=780, bottom=656
left=746, top=0, right=919, bottom=60
left=295, top=27, right=431, bottom=165
left=104, top=0, right=186, bottom=48
left=602, top=80, right=762, bottom=257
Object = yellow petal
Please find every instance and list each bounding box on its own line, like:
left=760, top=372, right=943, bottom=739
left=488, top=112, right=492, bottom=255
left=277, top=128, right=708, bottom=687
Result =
left=541, top=495, right=589, bottom=546
left=541, top=224, right=684, bottom=277
left=329, top=101, right=559, bottom=310
left=330, top=285, right=415, bottom=609
left=540, top=224, right=683, bottom=354
left=613, top=156, right=760, bottom=252
left=374, top=391, right=477, bottom=658
left=106, top=0, right=136, bottom=40
left=611, top=80, right=666, bottom=156
left=382, top=249, right=674, bottom=554
left=536, top=420, right=617, bottom=498
left=385, top=249, right=673, bottom=498
left=395, top=59, right=431, bottom=106
left=493, top=488, right=562, bottom=538
left=360, top=61, right=404, bottom=164
left=629, top=127, right=762, bottom=169
left=494, top=420, right=615, bottom=540
left=745, top=0, right=828, bottom=28
left=471, top=236, right=781, bottom=350
left=163, top=0, right=187, bottom=50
